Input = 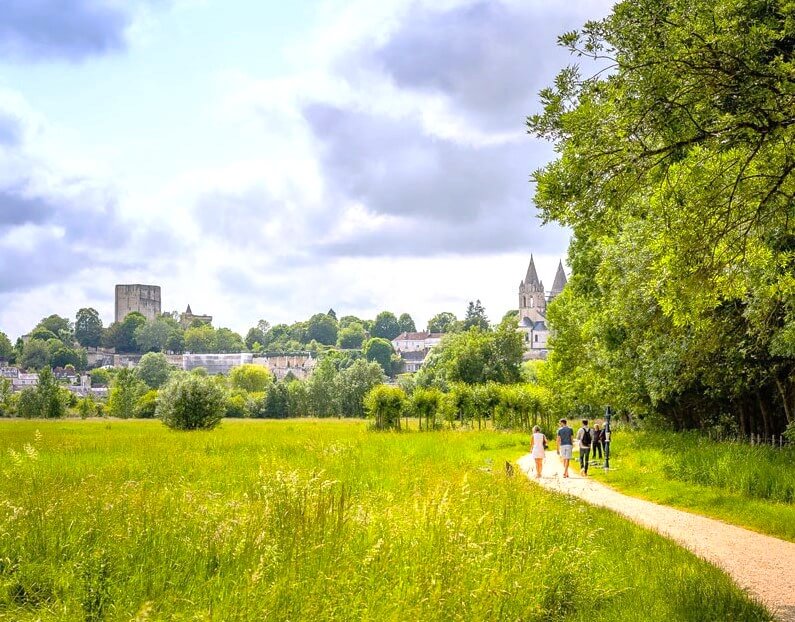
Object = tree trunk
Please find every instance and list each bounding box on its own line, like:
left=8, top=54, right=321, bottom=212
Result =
left=774, top=376, right=793, bottom=424
left=758, top=393, right=770, bottom=441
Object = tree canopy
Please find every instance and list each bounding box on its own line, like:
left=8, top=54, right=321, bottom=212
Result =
left=529, top=0, right=795, bottom=435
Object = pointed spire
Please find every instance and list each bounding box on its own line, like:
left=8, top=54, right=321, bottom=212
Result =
left=186, top=304, right=192, bottom=314
left=524, top=254, right=540, bottom=287
left=550, top=260, right=568, bottom=296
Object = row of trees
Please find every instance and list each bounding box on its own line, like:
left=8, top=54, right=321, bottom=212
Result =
left=529, top=0, right=795, bottom=436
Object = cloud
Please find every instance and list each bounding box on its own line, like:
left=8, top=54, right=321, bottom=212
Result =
left=349, top=0, right=598, bottom=132
left=0, top=0, right=135, bottom=61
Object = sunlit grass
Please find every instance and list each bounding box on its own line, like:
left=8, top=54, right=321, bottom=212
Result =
left=0, top=420, right=770, bottom=621
left=588, top=429, right=795, bottom=541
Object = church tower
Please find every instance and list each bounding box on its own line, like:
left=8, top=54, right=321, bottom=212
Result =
left=549, top=260, right=568, bottom=301
left=519, top=255, right=546, bottom=320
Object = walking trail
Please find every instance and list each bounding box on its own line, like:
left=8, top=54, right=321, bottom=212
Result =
left=517, top=450, right=795, bottom=622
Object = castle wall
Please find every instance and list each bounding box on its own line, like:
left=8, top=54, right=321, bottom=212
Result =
left=115, top=284, right=161, bottom=323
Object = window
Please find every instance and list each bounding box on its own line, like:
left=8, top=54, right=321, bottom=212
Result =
left=534, top=335, right=538, bottom=342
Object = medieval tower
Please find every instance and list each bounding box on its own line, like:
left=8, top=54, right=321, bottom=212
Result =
left=517, top=256, right=567, bottom=358
left=115, top=284, right=161, bottom=323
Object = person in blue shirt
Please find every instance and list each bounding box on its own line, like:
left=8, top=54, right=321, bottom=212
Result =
left=556, top=418, right=574, bottom=478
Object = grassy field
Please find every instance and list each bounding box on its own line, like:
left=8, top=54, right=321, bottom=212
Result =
left=588, top=429, right=795, bottom=542
left=0, top=419, right=771, bottom=621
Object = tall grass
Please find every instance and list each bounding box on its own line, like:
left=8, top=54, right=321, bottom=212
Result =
left=0, top=420, right=770, bottom=621
left=591, top=429, right=795, bottom=541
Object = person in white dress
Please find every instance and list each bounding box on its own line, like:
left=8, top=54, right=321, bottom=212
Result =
left=531, top=425, right=548, bottom=479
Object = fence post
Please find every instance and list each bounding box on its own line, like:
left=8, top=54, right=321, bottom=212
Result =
left=751, top=434, right=755, bottom=446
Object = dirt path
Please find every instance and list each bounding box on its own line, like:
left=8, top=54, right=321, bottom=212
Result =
left=517, top=451, right=795, bottom=622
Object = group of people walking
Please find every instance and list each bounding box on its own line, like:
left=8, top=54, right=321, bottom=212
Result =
left=530, top=419, right=607, bottom=479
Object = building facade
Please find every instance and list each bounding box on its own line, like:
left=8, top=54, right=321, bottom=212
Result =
left=180, top=304, right=213, bottom=328
left=518, top=255, right=567, bottom=359
left=115, top=284, right=161, bottom=323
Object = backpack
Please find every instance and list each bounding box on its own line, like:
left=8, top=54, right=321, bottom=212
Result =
left=582, top=428, right=592, bottom=446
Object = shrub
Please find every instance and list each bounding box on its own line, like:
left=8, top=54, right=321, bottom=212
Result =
left=157, top=374, right=226, bottom=431
left=225, top=392, right=249, bottom=418
left=135, top=390, right=159, bottom=419
left=16, top=368, right=69, bottom=419
left=408, top=387, right=446, bottom=431
left=364, top=385, right=406, bottom=430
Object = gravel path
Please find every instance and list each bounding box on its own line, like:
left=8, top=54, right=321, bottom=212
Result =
left=517, top=451, right=795, bottom=621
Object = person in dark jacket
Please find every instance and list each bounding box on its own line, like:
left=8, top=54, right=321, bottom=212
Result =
left=592, top=423, right=604, bottom=460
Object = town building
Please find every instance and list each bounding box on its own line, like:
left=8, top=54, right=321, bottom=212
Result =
left=518, top=255, right=567, bottom=359
left=115, top=284, right=161, bottom=323
left=392, top=332, right=445, bottom=373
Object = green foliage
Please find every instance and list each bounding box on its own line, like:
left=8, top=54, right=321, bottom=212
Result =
left=306, top=313, right=338, bottom=346
left=107, top=369, right=147, bottom=419
left=134, top=352, right=173, bottom=389
left=157, top=374, right=226, bottom=430
left=37, top=314, right=72, bottom=337
left=407, top=387, right=446, bottom=430
left=75, top=308, right=103, bottom=348
left=337, top=322, right=366, bottom=349
left=593, top=430, right=795, bottom=541
left=418, top=323, right=523, bottom=387
left=363, top=337, right=395, bottom=376
left=19, top=340, right=51, bottom=371
left=134, top=390, right=159, bottom=419
left=215, top=327, right=245, bottom=353
left=0, top=331, right=15, bottom=361
left=397, top=313, right=416, bottom=333
left=77, top=394, right=100, bottom=419
left=530, top=0, right=795, bottom=434
left=229, top=364, right=273, bottom=393
left=371, top=311, right=401, bottom=340
left=427, top=311, right=459, bottom=333
left=263, top=382, right=289, bottom=418
left=135, top=317, right=182, bottom=353
left=89, top=368, right=112, bottom=387
left=364, top=385, right=406, bottom=430
left=333, top=359, right=384, bottom=418
left=183, top=324, right=216, bottom=353
left=225, top=391, right=249, bottom=418
left=16, top=368, right=69, bottom=419
left=103, top=313, right=146, bottom=353
left=463, top=300, right=489, bottom=331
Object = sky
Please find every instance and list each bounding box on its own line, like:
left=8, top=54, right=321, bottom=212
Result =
left=0, top=0, right=614, bottom=340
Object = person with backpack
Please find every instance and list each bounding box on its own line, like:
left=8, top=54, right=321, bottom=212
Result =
left=577, top=420, right=592, bottom=476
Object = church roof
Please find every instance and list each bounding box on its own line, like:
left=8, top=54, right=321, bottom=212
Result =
left=524, top=255, right=540, bottom=287
left=185, top=304, right=192, bottom=314
left=551, top=260, right=568, bottom=295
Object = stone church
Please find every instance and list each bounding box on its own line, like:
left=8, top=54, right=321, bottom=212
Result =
left=518, top=255, right=567, bottom=359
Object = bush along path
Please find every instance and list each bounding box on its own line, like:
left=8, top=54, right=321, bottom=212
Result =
left=517, top=451, right=795, bottom=622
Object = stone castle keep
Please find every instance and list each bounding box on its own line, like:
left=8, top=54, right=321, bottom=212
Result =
left=115, top=284, right=161, bottom=323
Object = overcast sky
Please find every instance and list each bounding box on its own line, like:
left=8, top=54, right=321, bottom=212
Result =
left=0, top=0, right=613, bottom=340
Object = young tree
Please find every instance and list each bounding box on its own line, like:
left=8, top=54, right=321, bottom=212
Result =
left=364, top=385, right=406, bottom=430
left=16, top=367, right=68, bottom=419
left=333, top=359, right=384, bottom=418
left=107, top=368, right=147, bottom=419
left=157, top=374, right=226, bottom=430
left=135, top=352, right=174, bottom=389
left=75, top=308, right=103, bottom=347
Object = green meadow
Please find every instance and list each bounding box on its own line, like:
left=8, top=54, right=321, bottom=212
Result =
left=589, top=429, right=795, bottom=542
left=0, top=420, right=771, bottom=621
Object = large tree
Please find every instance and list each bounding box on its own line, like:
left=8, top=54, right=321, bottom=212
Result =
left=75, top=308, right=103, bottom=347
left=306, top=313, right=338, bottom=346
left=427, top=312, right=459, bottom=333
left=530, top=0, right=795, bottom=434
left=0, top=331, right=13, bottom=361
left=371, top=311, right=401, bottom=340
left=397, top=313, right=417, bottom=333
left=463, top=300, right=489, bottom=331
